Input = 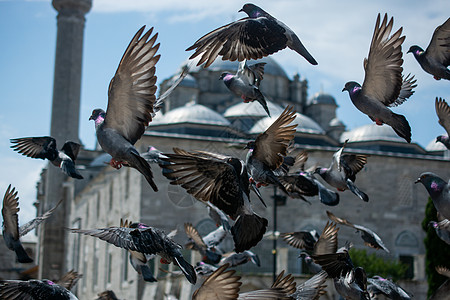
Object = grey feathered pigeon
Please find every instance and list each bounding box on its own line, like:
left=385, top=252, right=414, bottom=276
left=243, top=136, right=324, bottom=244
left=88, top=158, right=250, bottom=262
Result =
left=186, top=3, right=317, bottom=68
left=367, top=275, right=411, bottom=300
left=408, top=18, right=450, bottom=80
left=327, top=211, right=390, bottom=252
left=184, top=223, right=225, bottom=264
left=160, top=148, right=268, bottom=253
left=435, top=97, right=450, bottom=149
left=430, top=266, right=450, bottom=300
left=206, top=202, right=232, bottom=232
left=298, top=253, right=323, bottom=274
left=0, top=279, right=78, bottom=300
left=10, top=136, right=83, bottom=179
left=245, top=105, right=297, bottom=191
left=429, top=219, right=450, bottom=245
left=416, top=172, right=450, bottom=220
left=219, top=250, right=260, bottom=268
left=315, top=140, right=369, bottom=202
left=69, top=220, right=196, bottom=284
left=342, top=14, right=417, bottom=143
left=2, top=185, right=62, bottom=263
left=220, top=59, right=270, bottom=116
left=141, top=146, right=165, bottom=164
left=290, top=270, right=328, bottom=300
left=281, top=229, right=320, bottom=253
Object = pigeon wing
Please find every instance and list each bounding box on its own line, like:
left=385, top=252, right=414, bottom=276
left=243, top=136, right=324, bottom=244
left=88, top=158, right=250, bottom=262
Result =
left=313, top=221, right=339, bottom=255
left=10, top=136, right=58, bottom=161
left=425, top=17, right=450, bottom=66
left=0, top=280, right=52, bottom=300
left=192, top=264, right=241, bottom=300
left=184, top=223, right=207, bottom=251
left=60, top=141, right=81, bottom=161
left=326, top=211, right=356, bottom=229
left=104, top=26, right=160, bottom=145
left=340, top=153, right=367, bottom=178
left=69, top=226, right=137, bottom=251
left=362, top=13, right=405, bottom=106
left=2, top=185, right=20, bottom=240
left=436, top=266, right=450, bottom=278
left=281, top=231, right=317, bottom=251
left=435, top=97, right=450, bottom=137
left=19, top=199, right=63, bottom=237
left=291, top=270, right=328, bottom=300
left=388, top=74, right=417, bottom=107
left=56, top=270, right=82, bottom=290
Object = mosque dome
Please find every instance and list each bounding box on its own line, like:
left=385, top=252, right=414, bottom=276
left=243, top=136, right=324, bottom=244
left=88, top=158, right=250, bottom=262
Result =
left=340, top=123, right=406, bottom=143
left=329, top=117, right=345, bottom=127
left=150, top=102, right=230, bottom=126
left=223, top=100, right=285, bottom=118
left=307, top=91, right=337, bottom=106
left=249, top=112, right=325, bottom=135
left=166, top=73, right=198, bottom=88
left=425, top=137, right=448, bottom=152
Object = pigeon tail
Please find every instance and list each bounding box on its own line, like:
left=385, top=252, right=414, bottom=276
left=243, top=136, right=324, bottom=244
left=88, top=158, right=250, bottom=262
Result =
left=318, top=185, right=340, bottom=206
left=14, top=242, right=33, bottom=263
left=130, top=152, right=158, bottom=191
left=254, top=89, right=271, bottom=117
left=231, top=213, right=268, bottom=253
left=386, top=112, right=411, bottom=143
left=289, top=34, right=318, bottom=65
left=60, top=160, right=83, bottom=179
left=140, top=264, right=157, bottom=282
left=173, top=255, right=197, bottom=284
left=204, top=249, right=222, bottom=264
left=346, top=179, right=369, bottom=202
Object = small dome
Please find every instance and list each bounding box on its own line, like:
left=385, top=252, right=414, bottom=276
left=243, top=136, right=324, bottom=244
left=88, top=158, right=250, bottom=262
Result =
left=426, top=136, right=448, bottom=151
left=329, top=117, right=344, bottom=127
left=308, top=91, right=337, bottom=106
left=223, top=100, right=285, bottom=118
left=249, top=112, right=325, bottom=135
left=167, top=73, right=197, bottom=89
left=340, top=123, right=406, bottom=143
left=90, top=153, right=112, bottom=167
left=151, top=102, right=230, bottom=126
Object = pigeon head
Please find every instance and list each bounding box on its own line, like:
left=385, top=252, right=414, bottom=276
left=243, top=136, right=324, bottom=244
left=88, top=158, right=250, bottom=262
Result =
left=239, top=3, right=265, bottom=18
left=342, top=81, right=362, bottom=96
left=219, top=72, right=233, bottom=81
left=428, top=221, right=438, bottom=229
left=415, top=172, right=447, bottom=196
left=436, top=135, right=449, bottom=144
left=407, top=45, right=424, bottom=57
left=314, top=167, right=327, bottom=176
left=130, top=222, right=149, bottom=229
left=89, top=109, right=106, bottom=126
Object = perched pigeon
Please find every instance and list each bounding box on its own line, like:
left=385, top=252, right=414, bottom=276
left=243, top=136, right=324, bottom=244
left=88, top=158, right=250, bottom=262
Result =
left=435, top=97, right=450, bottom=149
left=89, top=26, right=190, bottom=192
left=2, top=185, right=62, bottom=263
left=69, top=220, right=197, bottom=284
left=245, top=105, right=297, bottom=191
left=220, top=60, right=270, bottom=116
left=0, top=279, right=78, bottom=300
left=10, top=136, right=83, bottom=179
left=315, top=140, right=369, bottom=202
left=367, top=275, right=411, bottom=300
left=429, top=219, right=450, bottom=245
left=430, top=266, right=450, bottom=300
left=342, top=14, right=417, bottom=143
left=186, top=3, right=317, bottom=68
left=160, top=148, right=268, bottom=253
left=408, top=17, right=450, bottom=80
left=290, top=270, right=328, bottom=300
left=96, top=290, right=119, bottom=300
left=56, top=270, right=82, bottom=291
left=327, top=211, right=389, bottom=252
left=416, top=172, right=450, bottom=220
left=184, top=222, right=225, bottom=264
left=219, top=250, right=260, bottom=268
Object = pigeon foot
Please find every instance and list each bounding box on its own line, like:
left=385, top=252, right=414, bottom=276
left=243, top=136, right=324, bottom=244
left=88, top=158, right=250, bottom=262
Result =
left=249, top=177, right=255, bottom=184
left=109, top=158, right=125, bottom=169
left=337, top=188, right=346, bottom=192
left=375, top=118, right=383, bottom=126
left=434, top=76, right=441, bottom=80
left=256, top=182, right=268, bottom=188
left=160, top=258, right=169, bottom=264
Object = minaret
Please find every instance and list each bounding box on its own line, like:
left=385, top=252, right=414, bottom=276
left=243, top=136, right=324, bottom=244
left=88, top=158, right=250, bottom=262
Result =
left=38, top=0, right=91, bottom=280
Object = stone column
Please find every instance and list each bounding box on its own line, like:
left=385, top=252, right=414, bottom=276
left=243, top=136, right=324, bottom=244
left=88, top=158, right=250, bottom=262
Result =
left=38, top=0, right=91, bottom=280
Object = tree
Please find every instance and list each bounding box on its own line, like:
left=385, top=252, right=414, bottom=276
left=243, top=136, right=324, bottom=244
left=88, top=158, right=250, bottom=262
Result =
left=421, top=197, right=450, bottom=297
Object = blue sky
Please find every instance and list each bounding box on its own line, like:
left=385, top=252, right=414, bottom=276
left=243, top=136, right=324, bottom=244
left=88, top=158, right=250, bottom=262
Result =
left=0, top=0, right=449, bottom=224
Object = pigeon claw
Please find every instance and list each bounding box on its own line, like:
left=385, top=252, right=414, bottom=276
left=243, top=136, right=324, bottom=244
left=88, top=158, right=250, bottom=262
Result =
left=160, top=258, right=169, bottom=264
left=109, top=158, right=124, bottom=169
left=375, top=118, right=383, bottom=126
left=249, top=177, right=255, bottom=184
left=434, top=76, right=441, bottom=80
left=256, top=182, right=268, bottom=188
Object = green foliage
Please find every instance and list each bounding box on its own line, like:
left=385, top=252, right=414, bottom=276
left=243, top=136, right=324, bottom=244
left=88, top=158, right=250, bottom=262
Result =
left=421, top=197, right=450, bottom=298
left=349, top=248, right=408, bottom=281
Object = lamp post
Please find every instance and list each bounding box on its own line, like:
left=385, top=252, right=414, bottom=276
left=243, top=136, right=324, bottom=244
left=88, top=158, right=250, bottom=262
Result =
left=271, top=186, right=287, bottom=282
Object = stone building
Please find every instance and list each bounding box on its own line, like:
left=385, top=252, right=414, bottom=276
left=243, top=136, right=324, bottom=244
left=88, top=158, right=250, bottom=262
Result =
left=32, top=56, right=450, bottom=299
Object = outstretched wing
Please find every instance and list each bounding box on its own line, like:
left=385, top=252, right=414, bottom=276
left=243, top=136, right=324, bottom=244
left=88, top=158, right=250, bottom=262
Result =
left=19, top=199, right=63, bottom=237
left=10, top=137, right=58, bottom=161
left=436, top=97, right=450, bottom=137
left=425, top=17, right=450, bottom=66
left=69, top=227, right=137, bottom=251
left=2, top=185, right=20, bottom=240
left=192, top=264, right=241, bottom=300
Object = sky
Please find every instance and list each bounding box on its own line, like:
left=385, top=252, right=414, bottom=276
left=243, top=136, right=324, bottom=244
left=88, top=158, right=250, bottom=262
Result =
left=0, top=0, right=449, bottom=225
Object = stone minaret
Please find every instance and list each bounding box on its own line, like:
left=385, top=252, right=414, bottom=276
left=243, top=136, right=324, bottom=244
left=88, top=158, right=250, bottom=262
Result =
left=38, top=0, right=91, bottom=280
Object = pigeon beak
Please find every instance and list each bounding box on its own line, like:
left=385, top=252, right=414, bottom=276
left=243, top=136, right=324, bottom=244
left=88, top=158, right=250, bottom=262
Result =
left=89, top=114, right=94, bottom=121
left=238, top=8, right=243, bottom=12
left=341, top=87, right=346, bottom=92
left=414, top=178, right=421, bottom=184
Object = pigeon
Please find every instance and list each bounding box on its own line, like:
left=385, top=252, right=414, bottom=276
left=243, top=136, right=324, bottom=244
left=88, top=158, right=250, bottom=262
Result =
left=0, top=279, right=78, bottom=300
left=298, top=252, right=323, bottom=274
left=314, top=139, right=369, bottom=202
left=407, top=17, right=450, bottom=80
left=2, top=185, right=62, bottom=263
left=96, top=290, right=120, bottom=300
left=206, top=202, right=232, bottom=232
left=342, top=13, right=417, bottom=143
left=327, top=211, right=390, bottom=252
left=430, top=266, right=450, bottom=300
left=245, top=105, right=297, bottom=191
left=415, top=172, right=450, bottom=220
left=184, top=222, right=225, bottom=264
left=141, top=146, right=166, bottom=164
left=69, top=220, right=197, bottom=284
left=290, top=270, right=328, bottom=300
left=56, top=270, right=82, bottom=291
left=220, top=60, right=270, bottom=116
left=186, top=3, right=317, bottom=68
left=367, top=275, right=412, bottom=300
left=435, top=97, right=450, bottom=149
left=159, top=148, right=268, bottom=253
left=281, top=229, right=320, bottom=253
left=429, top=219, right=450, bottom=245
left=195, top=262, right=218, bottom=276
left=10, top=136, right=83, bottom=179
left=219, top=250, right=260, bottom=268
left=89, top=26, right=191, bottom=192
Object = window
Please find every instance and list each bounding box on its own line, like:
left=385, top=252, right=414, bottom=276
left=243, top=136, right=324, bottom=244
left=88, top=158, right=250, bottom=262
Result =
left=71, top=218, right=81, bottom=271
left=92, top=239, right=99, bottom=290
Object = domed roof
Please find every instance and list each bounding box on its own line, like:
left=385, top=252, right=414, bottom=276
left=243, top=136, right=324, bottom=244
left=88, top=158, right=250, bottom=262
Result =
left=150, top=102, right=230, bottom=126
left=223, top=100, right=285, bottom=118
left=426, top=136, right=448, bottom=152
left=340, top=123, right=406, bottom=143
left=166, top=73, right=198, bottom=88
left=329, top=117, right=344, bottom=127
left=187, top=56, right=288, bottom=78
left=308, top=91, right=337, bottom=106
left=249, top=112, right=325, bottom=135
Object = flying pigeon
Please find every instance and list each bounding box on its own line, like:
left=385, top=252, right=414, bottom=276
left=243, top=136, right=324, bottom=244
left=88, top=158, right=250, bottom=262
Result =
left=367, top=275, right=412, bottom=300
left=298, top=252, right=323, bottom=274
left=56, top=270, right=82, bottom=291
left=220, top=60, right=271, bottom=116
left=2, top=185, right=62, bottom=263
left=219, top=250, right=260, bottom=268
left=184, top=223, right=225, bottom=264
left=89, top=26, right=189, bottom=192
left=69, top=220, right=197, bottom=284
left=408, top=17, right=450, bottom=80
left=206, top=202, right=232, bottom=232
left=416, top=172, right=450, bottom=220
left=327, top=211, right=389, bottom=252
left=96, top=290, right=119, bottom=300
left=245, top=105, right=297, bottom=191
left=315, top=140, right=369, bottom=202
left=0, top=279, right=78, bottom=300
left=186, top=3, right=317, bottom=68
left=141, top=146, right=166, bottom=164
left=429, top=219, right=450, bottom=245
left=10, top=136, right=83, bottom=179
left=342, top=13, right=417, bottom=143
left=159, top=148, right=268, bottom=253
left=281, top=229, right=320, bottom=252
left=435, top=97, right=450, bottom=149
left=430, top=266, right=450, bottom=300
left=290, top=270, right=328, bottom=300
